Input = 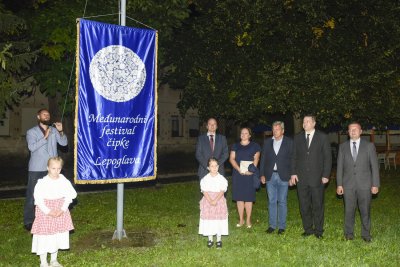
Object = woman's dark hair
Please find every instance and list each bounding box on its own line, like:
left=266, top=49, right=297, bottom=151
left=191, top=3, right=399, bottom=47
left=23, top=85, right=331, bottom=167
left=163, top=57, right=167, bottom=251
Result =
left=241, top=127, right=252, bottom=139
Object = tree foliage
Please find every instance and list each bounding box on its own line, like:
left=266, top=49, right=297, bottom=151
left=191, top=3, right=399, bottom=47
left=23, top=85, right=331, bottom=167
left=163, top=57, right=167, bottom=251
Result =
left=24, top=0, right=190, bottom=116
left=2, top=0, right=399, bottom=129
left=0, top=2, right=37, bottom=117
left=1, top=0, right=190, bottom=117
left=165, top=0, right=400, bottom=129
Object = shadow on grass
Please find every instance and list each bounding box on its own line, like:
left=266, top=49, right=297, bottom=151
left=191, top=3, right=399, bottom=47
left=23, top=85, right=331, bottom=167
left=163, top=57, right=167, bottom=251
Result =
left=74, top=230, right=156, bottom=250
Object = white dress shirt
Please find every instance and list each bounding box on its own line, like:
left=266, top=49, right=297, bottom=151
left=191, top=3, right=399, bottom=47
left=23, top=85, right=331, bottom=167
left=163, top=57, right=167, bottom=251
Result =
left=305, top=129, right=316, bottom=147
left=272, top=136, right=283, bottom=171
left=350, top=138, right=360, bottom=155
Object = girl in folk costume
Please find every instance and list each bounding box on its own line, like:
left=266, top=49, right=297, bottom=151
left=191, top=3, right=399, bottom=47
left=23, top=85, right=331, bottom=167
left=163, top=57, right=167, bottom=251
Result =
left=199, top=157, right=229, bottom=248
left=31, top=157, right=77, bottom=267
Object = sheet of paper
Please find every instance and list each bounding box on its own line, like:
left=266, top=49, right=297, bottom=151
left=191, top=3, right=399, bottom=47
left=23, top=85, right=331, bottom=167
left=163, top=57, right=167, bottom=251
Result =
left=240, top=160, right=253, bottom=173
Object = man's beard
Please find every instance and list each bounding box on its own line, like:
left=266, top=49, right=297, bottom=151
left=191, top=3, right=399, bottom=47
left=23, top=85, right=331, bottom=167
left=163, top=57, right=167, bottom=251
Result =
left=39, top=118, right=51, bottom=126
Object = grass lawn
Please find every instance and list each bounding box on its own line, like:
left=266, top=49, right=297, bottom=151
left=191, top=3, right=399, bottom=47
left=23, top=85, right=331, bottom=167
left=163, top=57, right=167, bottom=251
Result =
left=1, top=171, right=399, bottom=266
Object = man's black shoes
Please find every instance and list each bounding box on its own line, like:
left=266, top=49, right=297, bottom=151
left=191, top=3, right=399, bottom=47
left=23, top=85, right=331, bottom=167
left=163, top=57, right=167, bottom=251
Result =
left=345, top=235, right=354, bottom=241
left=266, top=227, right=275, bottom=234
left=315, top=233, right=323, bottom=239
left=301, top=232, right=313, bottom=237
left=362, top=237, right=372, bottom=243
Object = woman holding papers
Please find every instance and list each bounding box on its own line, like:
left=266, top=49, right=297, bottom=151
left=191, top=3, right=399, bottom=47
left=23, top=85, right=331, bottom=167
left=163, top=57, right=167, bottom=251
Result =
left=229, top=127, right=261, bottom=228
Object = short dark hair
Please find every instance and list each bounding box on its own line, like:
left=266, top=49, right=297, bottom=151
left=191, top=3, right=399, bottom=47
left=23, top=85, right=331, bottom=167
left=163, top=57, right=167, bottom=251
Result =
left=208, top=157, right=218, bottom=166
left=207, top=117, right=218, bottom=124
left=37, top=108, right=49, bottom=115
left=348, top=121, right=362, bottom=128
left=304, top=114, right=316, bottom=122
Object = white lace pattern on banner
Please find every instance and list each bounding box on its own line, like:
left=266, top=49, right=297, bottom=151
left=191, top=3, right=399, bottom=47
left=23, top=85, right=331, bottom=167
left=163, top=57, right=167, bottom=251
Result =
left=89, top=45, right=146, bottom=102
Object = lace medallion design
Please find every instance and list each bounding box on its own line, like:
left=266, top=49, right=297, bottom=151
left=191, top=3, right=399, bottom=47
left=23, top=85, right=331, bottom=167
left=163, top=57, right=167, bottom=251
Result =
left=89, top=45, right=146, bottom=102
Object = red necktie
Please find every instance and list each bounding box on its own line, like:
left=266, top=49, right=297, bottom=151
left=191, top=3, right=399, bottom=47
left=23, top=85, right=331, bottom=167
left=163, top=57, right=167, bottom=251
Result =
left=210, top=135, right=214, bottom=153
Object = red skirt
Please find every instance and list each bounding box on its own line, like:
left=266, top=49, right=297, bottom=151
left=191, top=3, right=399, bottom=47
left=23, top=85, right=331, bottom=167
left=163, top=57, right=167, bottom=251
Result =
left=31, top=198, right=74, bottom=235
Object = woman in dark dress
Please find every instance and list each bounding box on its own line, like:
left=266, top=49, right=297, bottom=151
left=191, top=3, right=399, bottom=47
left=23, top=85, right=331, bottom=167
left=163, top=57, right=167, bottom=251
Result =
left=229, top=127, right=261, bottom=228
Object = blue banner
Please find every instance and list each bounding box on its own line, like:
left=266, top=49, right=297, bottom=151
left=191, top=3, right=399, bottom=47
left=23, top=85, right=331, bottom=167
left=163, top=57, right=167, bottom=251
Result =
left=74, top=19, right=157, bottom=184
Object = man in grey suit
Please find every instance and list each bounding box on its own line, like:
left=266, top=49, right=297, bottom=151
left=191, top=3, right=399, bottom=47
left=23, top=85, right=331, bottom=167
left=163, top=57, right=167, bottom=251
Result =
left=336, top=122, right=379, bottom=242
left=23, top=108, right=68, bottom=230
left=195, top=118, right=229, bottom=180
left=290, top=115, right=332, bottom=238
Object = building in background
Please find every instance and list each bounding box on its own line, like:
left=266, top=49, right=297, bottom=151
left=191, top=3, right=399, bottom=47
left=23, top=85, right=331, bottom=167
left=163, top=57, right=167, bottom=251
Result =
left=0, top=84, right=202, bottom=159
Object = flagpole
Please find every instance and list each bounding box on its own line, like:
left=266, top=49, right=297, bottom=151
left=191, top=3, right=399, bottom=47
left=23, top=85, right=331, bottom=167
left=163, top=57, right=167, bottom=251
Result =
left=112, top=0, right=127, bottom=241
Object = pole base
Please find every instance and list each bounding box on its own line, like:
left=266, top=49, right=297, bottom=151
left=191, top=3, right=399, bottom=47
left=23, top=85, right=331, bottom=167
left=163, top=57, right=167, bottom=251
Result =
left=112, top=229, right=128, bottom=240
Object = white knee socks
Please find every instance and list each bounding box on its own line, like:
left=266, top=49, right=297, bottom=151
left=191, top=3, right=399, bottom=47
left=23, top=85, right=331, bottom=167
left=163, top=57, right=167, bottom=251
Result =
left=50, top=251, right=58, bottom=262
left=40, top=253, right=48, bottom=265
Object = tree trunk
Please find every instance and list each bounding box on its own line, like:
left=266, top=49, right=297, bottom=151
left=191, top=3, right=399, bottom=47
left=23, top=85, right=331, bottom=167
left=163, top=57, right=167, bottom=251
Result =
left=293, top=113, right=302, bottom=134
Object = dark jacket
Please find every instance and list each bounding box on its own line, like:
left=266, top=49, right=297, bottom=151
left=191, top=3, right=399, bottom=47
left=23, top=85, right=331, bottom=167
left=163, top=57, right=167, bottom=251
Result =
left=195, top=133, right=229, bottom=179
left=292, top=130, right=332, bottom=186
left=248, top=163, right=260, bottom=189
left=260, top=136, right=293, bottom=182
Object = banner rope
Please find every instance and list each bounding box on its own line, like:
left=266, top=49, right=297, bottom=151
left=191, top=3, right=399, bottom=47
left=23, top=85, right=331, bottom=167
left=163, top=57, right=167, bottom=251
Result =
left=82, top=13, right=120, bottom=19
left=125, top=15, right=156, bottom=30
left=60, top=0, right=89, bottom=123
left=81, top=14, right=155, bottom=30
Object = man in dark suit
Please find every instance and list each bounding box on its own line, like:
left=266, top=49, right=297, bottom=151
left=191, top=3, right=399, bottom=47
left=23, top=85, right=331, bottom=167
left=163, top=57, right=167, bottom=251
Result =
left=195, top=118, right=229, bottom=180
left=336, top=122, right=379, bottom=242
left=290, top=115, right=332, bottom=238
left=260, top=121, right=293, bottom=235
